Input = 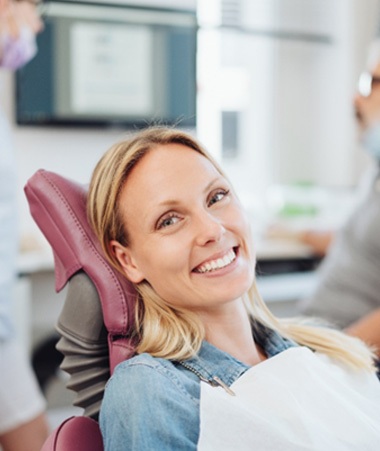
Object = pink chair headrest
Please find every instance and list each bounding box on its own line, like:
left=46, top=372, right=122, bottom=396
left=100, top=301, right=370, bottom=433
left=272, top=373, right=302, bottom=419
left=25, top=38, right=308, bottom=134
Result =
left=24, top=169, right=137, bottom=338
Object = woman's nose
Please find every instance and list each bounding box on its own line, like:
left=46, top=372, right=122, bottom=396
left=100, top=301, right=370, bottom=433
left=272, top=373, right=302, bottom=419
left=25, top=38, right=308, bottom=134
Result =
left=193, top=211, right=225, bottom=246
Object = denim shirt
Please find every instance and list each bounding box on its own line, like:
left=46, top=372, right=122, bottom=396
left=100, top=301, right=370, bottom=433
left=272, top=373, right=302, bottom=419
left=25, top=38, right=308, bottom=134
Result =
left=100, top=322, right=297, bottom=451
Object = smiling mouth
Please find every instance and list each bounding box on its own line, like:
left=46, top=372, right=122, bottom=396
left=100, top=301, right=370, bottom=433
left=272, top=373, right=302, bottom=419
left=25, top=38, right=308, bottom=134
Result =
left=193, top=248, right=237, bottom=274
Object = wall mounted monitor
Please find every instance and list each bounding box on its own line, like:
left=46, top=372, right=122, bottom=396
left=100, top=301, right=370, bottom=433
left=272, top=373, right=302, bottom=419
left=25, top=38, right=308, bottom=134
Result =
left=16, top=1, right=197, bottom=128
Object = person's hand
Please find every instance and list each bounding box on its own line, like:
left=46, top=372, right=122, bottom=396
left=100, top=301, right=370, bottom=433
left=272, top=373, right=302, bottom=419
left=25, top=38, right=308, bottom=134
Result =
left=0, top=0, right=43, bottom=38
left=297, top=229, right=334, bottom=257
left=265, top=224, right=334, bottom=257
left=346, top=308, right=380, bottom=357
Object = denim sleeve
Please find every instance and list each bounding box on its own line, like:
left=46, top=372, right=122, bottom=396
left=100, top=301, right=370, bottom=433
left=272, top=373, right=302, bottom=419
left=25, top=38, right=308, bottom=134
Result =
left=99, top=359, right=199, bottom=450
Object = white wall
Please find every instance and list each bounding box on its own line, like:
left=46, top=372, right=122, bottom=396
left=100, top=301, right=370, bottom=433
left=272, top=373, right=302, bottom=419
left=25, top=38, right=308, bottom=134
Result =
left=269, top=0, right=379, bottom=187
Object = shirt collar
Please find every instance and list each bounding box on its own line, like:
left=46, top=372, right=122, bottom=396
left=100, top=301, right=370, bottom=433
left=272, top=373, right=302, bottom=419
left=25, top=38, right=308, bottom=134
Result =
left=179, top=321, right=297, bottom=386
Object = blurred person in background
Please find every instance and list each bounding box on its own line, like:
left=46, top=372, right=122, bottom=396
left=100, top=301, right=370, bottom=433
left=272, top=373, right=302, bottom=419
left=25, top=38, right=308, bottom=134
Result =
left=298, top=39, right=380, bottom=360
left=0, top=0, right=49, bottom=449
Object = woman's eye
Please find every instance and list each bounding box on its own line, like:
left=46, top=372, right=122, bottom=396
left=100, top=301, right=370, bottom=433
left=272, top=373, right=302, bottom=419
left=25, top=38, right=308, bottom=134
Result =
left=208, top=189, right=229, bottom=206
left=157, top=214, right=181, bottom=230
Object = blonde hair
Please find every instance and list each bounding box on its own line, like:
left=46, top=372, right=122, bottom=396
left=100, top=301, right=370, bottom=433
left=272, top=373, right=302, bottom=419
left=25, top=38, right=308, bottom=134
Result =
left=88, top=126, right=376, bottom=371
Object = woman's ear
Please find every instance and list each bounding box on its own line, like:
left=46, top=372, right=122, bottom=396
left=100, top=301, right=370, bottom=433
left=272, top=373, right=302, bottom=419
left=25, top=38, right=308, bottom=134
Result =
left=110, top=240, right=145, bottom=284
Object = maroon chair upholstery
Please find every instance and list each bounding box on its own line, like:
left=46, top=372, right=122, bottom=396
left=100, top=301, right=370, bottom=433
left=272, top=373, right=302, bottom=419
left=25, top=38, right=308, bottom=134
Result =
left=25, top=169, right=138, bottom=369
left=41, top=416, right=103, bottom=451
left=25, top=169, right=139, bottom=450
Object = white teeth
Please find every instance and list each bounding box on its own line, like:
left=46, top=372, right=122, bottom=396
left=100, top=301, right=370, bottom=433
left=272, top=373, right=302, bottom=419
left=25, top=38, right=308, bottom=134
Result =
left=195, top=249, right=236, bottom=274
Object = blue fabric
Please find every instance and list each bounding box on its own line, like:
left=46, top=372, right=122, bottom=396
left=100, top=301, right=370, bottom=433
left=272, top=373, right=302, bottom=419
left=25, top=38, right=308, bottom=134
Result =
left=99, top=322, right=297, bottom=450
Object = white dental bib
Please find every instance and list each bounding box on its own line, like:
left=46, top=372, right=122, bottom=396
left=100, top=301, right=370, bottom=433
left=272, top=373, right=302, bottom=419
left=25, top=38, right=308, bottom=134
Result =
left=198, top=347, right=380, bottom=450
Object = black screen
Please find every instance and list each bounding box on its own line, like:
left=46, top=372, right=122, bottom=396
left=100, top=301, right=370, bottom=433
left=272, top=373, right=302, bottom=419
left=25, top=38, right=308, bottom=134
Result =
left=16, top=1, right=197, bottom=128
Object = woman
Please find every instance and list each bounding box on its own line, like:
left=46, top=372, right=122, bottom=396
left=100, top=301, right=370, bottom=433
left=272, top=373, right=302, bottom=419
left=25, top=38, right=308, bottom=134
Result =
left=88, top=126, right=380, bottom=450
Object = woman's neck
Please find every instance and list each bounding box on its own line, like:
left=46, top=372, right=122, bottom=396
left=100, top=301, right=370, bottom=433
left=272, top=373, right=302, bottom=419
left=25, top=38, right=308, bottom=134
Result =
left=198, top=301, right=266, bottom=366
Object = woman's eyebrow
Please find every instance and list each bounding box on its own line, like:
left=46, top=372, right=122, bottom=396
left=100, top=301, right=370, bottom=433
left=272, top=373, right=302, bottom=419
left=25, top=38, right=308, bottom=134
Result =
left=156, top=198, right=182, bottom=208
left=155, top=177, right=223, bottom=209
left=203, top=177, right=222, bottom=193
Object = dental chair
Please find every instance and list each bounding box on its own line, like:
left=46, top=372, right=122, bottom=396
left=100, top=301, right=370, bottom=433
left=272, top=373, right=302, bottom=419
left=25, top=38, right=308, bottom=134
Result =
left=25, top=169, right=139, bottom=450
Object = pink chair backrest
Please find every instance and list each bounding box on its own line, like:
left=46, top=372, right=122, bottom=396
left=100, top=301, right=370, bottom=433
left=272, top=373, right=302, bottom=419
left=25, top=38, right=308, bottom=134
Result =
left=25, top=169, right=138, bottom=372
left=41, top=416, right=103, bottom=451
left=25, top=169, right=144, bottom=450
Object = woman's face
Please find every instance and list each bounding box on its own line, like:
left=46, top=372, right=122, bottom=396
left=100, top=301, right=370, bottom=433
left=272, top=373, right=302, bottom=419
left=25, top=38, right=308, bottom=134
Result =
left=112, top=143, right=255, bottom=315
